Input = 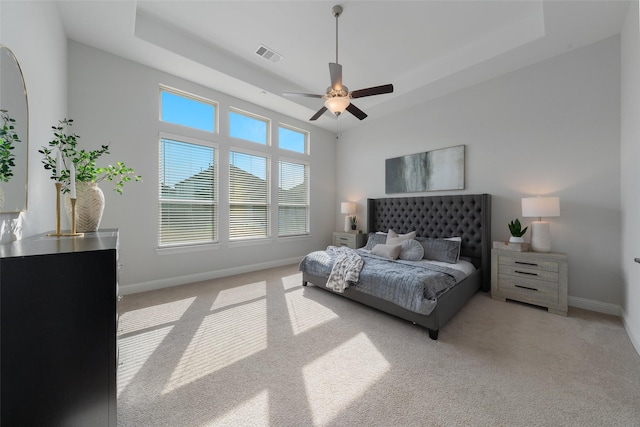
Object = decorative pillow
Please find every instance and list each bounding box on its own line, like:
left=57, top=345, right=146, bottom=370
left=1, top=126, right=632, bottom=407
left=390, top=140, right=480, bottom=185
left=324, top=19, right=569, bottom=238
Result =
left=417, top=238, right=461, bottom=264
left=445, top=236, right=462, bottom=262
left=386, top=229, right=416, bottom=246
left=364, top=233, right=388, bottom=250
left=371, top=243, right=401, bottom=260
left=398, top=239, right=424, bottom=261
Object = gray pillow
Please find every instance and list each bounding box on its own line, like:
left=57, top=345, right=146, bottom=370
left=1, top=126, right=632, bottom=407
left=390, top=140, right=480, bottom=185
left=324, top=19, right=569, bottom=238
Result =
left=364, top=232, right=387, bottom=250
left=371, top=244, right=401, bottom=260
left=417, top=238, right=461, bottom=263
left=398, top=239, right=424, bottom=261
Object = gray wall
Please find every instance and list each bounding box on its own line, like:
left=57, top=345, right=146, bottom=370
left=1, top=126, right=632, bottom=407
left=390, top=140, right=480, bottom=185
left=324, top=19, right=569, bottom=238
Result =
left=0, top=1, right=68, bottom=240
left=336, top=36, right=622, bottom=313
left=620, top=0, right=640, bottom=355
left=68, top=41, right=337, bottom=293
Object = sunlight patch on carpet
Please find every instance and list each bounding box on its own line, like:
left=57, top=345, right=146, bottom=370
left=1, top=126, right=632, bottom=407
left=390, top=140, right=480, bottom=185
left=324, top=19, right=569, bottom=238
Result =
left=302, top=332, right=391, bottom=426
left=118, top=325, right=174, bottom=396
left=210, top=281, right=266, bottom=310
left=163, top=299, right=267, bottom=393
left=206, top=390, right=269, bottom=427
left=285, top=288, right=339, bottom=335
left=281, top=273, right=303, bottom=290
left=120, top=297, right=196, bottom=334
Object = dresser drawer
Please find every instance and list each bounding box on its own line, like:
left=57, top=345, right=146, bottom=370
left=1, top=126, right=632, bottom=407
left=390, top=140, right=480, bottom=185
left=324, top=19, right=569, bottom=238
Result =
left=496, top=274, right=560, bottom=305
left=498, top=256, right=559, bottom=273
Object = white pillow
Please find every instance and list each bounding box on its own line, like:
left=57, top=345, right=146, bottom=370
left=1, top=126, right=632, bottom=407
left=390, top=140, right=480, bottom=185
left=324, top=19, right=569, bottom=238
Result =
left=371, top=244, right=401, bottom=260
left=386, top=229, right=416, bottom=245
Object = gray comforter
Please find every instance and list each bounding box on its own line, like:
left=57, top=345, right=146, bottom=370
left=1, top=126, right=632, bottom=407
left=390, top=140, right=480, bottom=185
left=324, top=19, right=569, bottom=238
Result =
left=299, top=247, right=468, bottom=316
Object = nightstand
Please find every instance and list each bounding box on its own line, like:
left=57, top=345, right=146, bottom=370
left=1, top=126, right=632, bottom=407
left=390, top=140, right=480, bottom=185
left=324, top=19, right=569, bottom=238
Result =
left=491, top=249, right=568, bottom=316
left=333, top=231, right=367, bottom=249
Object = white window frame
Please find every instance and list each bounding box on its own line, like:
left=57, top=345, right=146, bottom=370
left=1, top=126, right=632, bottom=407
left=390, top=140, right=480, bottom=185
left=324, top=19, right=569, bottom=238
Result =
left=278, top=157, right=310, bottom=237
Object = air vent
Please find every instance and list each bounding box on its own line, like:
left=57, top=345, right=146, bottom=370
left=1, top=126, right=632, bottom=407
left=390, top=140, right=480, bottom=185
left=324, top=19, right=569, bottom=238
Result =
left=255, top=44, right=283, bottom=63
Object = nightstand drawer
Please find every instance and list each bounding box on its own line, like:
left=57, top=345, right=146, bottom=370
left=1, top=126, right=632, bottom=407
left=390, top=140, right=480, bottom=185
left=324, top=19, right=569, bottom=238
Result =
left=496, top=275, right=560, bottom=305
left=332, top=232, right=366, bottom=249
left=498, top=264, right=559, bottom=283
left=498, top=256, right=559, bottom=273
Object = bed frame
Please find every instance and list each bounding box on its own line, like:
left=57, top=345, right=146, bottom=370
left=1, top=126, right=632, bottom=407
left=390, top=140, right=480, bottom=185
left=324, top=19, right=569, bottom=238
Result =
left=302, top=194, right=491, bottom=340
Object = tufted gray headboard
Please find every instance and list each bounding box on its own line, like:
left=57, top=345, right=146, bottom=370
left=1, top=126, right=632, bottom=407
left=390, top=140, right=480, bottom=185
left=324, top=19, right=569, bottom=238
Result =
left=367, top=194, right=491, bottom=291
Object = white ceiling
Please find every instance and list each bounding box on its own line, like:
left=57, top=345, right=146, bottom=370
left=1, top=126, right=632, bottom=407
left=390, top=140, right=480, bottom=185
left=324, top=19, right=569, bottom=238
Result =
left=56, top=0, right=629, bottom=131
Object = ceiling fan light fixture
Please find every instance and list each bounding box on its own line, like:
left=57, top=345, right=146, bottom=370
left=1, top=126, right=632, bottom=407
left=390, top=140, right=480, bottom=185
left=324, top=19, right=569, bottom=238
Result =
left=324, top=96, right=350, bottom=115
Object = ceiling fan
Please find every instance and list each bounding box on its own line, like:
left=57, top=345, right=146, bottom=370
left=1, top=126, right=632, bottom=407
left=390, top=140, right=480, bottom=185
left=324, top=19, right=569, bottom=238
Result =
left=283, top=5, right=394, bottom=121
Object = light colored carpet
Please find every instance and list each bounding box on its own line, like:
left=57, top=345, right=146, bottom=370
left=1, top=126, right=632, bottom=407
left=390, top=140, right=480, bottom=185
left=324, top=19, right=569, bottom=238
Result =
left=117, top=264, right=640, bottom=427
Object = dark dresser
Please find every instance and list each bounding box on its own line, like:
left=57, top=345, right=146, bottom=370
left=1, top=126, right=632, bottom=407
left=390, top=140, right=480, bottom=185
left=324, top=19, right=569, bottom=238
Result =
left=0, top=229, right=118, bottom=426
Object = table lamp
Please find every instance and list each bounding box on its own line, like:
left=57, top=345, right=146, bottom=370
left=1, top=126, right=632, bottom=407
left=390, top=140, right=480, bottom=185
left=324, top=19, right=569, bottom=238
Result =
left=341, top=202, right=355, bottom=232
left=522, top=196, right=560, bottom=252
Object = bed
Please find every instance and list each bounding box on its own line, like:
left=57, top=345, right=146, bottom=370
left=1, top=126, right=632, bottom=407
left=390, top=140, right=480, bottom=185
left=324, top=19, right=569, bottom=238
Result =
left=300, top=194, right=491, bottom=340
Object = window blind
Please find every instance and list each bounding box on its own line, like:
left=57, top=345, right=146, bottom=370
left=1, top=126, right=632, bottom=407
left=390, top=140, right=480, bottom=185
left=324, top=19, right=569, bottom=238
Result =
left=278, top=160, right=309, bottom=236
left=229, top=151, right=269, bottom=239
left=159, top=138, right=217, bottom=245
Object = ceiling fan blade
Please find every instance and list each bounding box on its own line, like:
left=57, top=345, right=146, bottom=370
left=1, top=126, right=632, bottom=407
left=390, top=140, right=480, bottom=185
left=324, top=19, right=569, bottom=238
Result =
left=310, top=106, right=328, bottom=121
left=350, top=84, right=394, bottom=99
left=346, top=103, right=368, bottom=120
left=283, top=92, right=323, bottom=98
left=329, top=63, right=342, bottom=90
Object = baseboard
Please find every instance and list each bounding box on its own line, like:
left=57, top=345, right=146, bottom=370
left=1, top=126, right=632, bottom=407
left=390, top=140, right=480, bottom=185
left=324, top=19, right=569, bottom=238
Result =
left=568, top=295, right=621, bottom=316
left=120, top=257, right=302, bottom=295
left=621, top=308, right=640, bottom=357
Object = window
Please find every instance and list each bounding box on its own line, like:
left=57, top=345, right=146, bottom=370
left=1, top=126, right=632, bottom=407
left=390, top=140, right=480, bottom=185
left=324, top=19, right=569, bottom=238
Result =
left=159, top=137, right=217, bottom=246
left=278, top=125, right=308, bottom=154
left=229, top=109, right=269, bottom=145
left=229, top=150, right=270, bottom=239
left=278, top=159, right=309, bottom=236
left=160, top=88, right=216, bottom=133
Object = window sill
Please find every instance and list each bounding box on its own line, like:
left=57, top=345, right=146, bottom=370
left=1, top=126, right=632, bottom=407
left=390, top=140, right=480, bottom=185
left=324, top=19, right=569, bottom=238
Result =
left=156, top=243, right=220, bottom=255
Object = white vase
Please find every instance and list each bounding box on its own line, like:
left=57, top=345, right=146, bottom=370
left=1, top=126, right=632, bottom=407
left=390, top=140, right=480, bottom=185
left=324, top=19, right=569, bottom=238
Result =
left=509, top=236, right=524, bottom=243
left=64, top=182, right=105, bottom=232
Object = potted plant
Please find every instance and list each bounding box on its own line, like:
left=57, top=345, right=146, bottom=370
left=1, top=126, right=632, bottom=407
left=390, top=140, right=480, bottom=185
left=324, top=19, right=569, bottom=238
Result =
left=350, top=215, right=357, bottom=231
left=39, top=118, right=142, bottom=232
left=508, top=218, right=528, bottom=243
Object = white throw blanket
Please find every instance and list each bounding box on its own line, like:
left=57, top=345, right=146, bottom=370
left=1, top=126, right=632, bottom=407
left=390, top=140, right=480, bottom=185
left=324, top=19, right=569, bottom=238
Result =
left=325, top=246, right=363, bottom=293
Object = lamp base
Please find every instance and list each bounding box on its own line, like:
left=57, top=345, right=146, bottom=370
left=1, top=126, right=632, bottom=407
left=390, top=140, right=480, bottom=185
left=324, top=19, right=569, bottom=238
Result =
left=530, top=221, right=552, bottom=252
left=344, top=215, right=351, bottom=232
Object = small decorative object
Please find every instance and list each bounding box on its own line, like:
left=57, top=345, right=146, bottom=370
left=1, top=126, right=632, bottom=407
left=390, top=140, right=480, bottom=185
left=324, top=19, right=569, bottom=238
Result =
left=508, top=218, right=528, bottom=243
left=522, top=196, right=560, bottom=252
left=40, top=119, right=141, bottom=233
left=0, top=110, right=21, bottom=210
left=350, top=215, right=357, bottom=231
left=341, top=201, right=356, bottom=232
left=493, top=241, right=530, bottom=252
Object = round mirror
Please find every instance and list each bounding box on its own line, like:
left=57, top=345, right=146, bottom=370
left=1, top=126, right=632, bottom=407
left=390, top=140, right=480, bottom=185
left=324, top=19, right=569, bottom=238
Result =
left=0, top=45, right=28, bottom=212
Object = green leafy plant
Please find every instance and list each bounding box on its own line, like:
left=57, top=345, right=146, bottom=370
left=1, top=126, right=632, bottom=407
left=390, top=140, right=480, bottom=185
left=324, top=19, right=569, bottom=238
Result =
left=39, top=118, right=141, bottom=194
left=0, top=109, right=21, bottom=183
left=350, top=216, right=357, bottom=226
left=508, top=218, right=528, bottom=237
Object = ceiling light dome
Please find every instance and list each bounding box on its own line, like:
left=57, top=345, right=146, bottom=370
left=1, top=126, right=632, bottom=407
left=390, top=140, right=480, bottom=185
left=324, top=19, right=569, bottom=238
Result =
left=324, top=96, right=350, bottom=115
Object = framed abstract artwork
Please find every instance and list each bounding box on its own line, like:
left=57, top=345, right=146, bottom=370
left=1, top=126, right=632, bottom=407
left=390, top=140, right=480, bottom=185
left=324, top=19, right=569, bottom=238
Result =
left=385, top=145, right=465, bottom=193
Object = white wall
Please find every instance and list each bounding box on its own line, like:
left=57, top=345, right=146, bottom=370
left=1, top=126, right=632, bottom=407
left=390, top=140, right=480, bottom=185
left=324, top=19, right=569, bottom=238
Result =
left=337, top=36, right=622, bottom=312
left=621, top=0, right=640, bottom=354
left=0, top=1, right=68, bottom=240
left=68, top=41, right=337, bottom=293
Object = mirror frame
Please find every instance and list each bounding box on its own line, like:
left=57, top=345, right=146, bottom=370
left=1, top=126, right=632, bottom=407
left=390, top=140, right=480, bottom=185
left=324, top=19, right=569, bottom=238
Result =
left=0, top=45, right=29, bottom=213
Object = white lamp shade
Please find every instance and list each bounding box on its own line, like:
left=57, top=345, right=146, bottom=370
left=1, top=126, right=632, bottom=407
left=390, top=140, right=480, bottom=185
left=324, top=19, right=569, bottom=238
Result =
left=522, top=197, right=560, bottom=218
left=325, top=96, right=350, bottom=114
left=340, top=202, right=355, bottom=214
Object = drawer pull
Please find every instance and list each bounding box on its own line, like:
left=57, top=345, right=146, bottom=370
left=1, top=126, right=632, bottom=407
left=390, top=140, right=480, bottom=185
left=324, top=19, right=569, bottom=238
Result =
left=515, top=284, right=539, bottom=292
left=514, top=270, right=539, bottom=277
left=515, top=261, right=538, bottom=267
